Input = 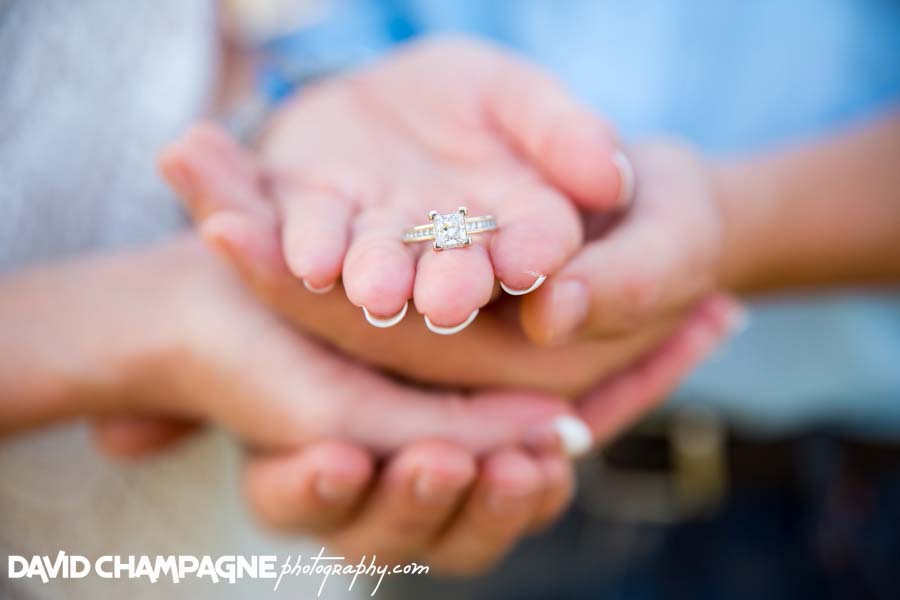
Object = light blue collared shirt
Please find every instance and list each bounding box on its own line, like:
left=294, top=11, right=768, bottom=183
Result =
left=263, top=0, right=900, bottom=436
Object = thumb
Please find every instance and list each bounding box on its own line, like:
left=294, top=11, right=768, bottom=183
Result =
left=520, top=144, right=716, bottom=344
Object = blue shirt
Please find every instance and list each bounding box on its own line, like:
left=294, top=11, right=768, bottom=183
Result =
left=262, top=0, right=900, bottom=436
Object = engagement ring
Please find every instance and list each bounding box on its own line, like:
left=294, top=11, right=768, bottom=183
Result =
left=402, top=207, right=498, bottom=250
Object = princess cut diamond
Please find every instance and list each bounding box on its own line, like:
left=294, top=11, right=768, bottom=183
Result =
left=432, top=209, right=470, bottom=250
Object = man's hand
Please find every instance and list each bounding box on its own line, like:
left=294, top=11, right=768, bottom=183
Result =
left=1, top=235, right=587, bottom=574
left=521, top=139, right=726, bottom=343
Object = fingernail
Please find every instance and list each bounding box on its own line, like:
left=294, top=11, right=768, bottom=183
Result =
left=524, top=415, right=594, bottom=458
left=613, top=150, right=636, bottom=207
left=553, top=416, right=593, bottom=457
left=423, top=308, right=479, bottom=335
left=362, top=303, right=408, bottom=328
left=303, top=279, right=335, bottom=294
left=315, top=475, right=357, bottom=503
left=499, top=274, right=547, bottom=296
left=546, top=279, right=589, bottom=343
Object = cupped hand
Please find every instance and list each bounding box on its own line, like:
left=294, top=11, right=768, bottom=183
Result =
left=161, top=122, right=686, bottom=398
left=78, top=236, right=584, bottom=575
left=139, top=36, right=741, bottom=573
left=110, top=236, right=578, bottom=456
left=165, top=36, right=629, bottom=333
left=521, top=139, right=729, bottom=343
left=93, top=282, right=735, bottom=573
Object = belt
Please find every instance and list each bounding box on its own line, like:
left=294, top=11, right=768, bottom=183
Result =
left=574, top=408, right=900, bottom=524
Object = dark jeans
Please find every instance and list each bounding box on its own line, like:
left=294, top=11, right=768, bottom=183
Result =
left=387, top=434, right=900, bottom=600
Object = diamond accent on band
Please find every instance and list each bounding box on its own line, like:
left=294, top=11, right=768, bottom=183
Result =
left=433, top=211, right=469, bottom=249
left=465, top=217, right=496, bottom=232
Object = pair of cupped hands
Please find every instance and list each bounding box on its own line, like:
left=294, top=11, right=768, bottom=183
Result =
left=95, top=38, right=742, bottom=574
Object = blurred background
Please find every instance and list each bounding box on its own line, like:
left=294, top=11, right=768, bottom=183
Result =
left=233, top=2, right=900, bottom=596
left=2, top=0, right=899, bottom=598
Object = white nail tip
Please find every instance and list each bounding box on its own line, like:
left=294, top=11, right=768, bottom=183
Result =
left=553, top=415, right=593, bottom=457
left=303, top=280, right=335, bottom=294
left=613, top=150, right=636, bottom=207
left=500, top=274, right=547, bottom=296
left=423, top=309, right=479, bottom=335
left=362, top=303, right=408, bottom=328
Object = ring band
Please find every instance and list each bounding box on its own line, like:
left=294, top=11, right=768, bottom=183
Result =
left=402, top=207, right=498, bottom=250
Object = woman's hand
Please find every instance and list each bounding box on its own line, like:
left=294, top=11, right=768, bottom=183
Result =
left=0, top=235, right=585, bottom=575
left=0, top=236, right=583, bottom=453
left=161, top=124, right=715, bottom=398
left=95, top=419, right=575, bottom=574
left=164, top=36, right=629, bottom=334
left=91, top=283, right=736, bottom=574
left=0, top=231, right=598, bottom=576
left=64, top=236, right=734, bottom=574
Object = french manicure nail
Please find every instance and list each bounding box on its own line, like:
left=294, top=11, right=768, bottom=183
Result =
left=303, top=279, right=335, bottom=294
left=524, top=415, right=594, bottom=457
left=362, top=303, right=408, bottom=328
left=423, top=309, right=479, bottom=335
left=547, top=279, right=589, bottom=343
left=500, top=274, right=547, bottom=296
left=552, top=415, right=593, bottom=457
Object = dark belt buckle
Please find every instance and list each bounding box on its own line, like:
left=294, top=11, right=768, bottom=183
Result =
left=576, top=408, right=728, bottom=524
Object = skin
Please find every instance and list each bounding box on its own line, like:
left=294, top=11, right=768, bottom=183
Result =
left=522, top=115, right=900, bottom=343
left=161, top=122, right=697, bottom=398
left=90, top=294, right=734, bottom=570
left=1, top=234, right=735, bottom=571
left=212, top=36, right=628, bottom=329
left=4, top=34, right=794, bottom=574
left=0, top=236, right=576, bottom=450
left=92, top=31, right=896, bottom=574
left=142, top=39, right=746, bottom=569
left=156, top=39, right=898, bottom=569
